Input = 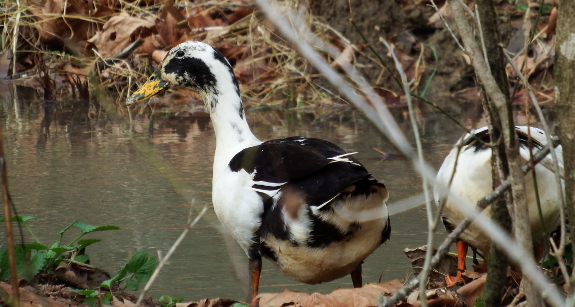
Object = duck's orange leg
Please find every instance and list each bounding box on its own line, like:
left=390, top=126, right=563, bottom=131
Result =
left=350, top=263, right=362, bottom=288
left=246, top=256, right=262, bottom=304
left=445, top=239, right=468, bottom=286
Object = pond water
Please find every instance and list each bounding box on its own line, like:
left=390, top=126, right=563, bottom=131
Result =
left=0, top=86, right=544, bottom=301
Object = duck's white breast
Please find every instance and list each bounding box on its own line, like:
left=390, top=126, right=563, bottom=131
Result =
left=212, top=166, right=264, bottom=254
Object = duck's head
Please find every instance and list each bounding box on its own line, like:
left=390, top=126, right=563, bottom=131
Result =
left=126, top=41, right=239, bottom=107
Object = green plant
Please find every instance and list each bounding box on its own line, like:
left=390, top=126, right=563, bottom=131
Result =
left=158, top=295, right=185, bottom=307
left=69, top=288, right=110, bottom=307
left=101, top=251, right=157, bottom=291
left=0, top=216, right=120, bottom=280
left=543, top=243, right=574, bottom=270
left=69, top=251, right=157, bottom=307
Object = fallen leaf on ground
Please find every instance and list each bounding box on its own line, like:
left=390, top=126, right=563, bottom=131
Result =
left=331, top=44, right=357, bottom=72
left=457, top=274, right=486, bottom=306
left=257, top=280, right=404, bottom=307
left=404, top=246, right=458, bottom=289
left=182, top=298, right=239, bottom=307
left=0, top=282, right=69, bottom=307
left=88, top=13, right=155, bottom=57
left=152, top=50, right=169, bottom=64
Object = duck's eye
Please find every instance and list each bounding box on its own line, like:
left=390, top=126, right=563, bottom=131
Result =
left=149, top=75, right=156, bottom=81
left=176, top=50, right=185, bottom=57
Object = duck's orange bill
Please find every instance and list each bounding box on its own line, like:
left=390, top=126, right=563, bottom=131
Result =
left=126, top=68, right=170, bottom=105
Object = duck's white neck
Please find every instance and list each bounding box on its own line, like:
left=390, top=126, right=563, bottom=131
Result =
left=200, top=82, right=261, bottom=179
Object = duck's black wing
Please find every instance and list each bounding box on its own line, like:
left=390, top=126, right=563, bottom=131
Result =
left=228, top=136, right=375, bottom=206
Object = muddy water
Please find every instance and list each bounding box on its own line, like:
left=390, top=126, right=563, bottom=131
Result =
left=0, top=89, right=533, bottom=301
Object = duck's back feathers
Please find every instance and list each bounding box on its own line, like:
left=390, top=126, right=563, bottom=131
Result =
left=229, top=137, right=379, bottom=206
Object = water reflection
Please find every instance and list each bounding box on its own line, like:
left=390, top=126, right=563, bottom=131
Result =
left=0, top=86, right=554, bottom=301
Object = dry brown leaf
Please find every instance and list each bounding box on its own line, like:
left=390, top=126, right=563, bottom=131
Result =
left=540, top=7, right=558, bottom=39
left=155, top=0, right=188, bottom=48
left=471, top=261, right=488, bottom=274
left=55, top=261, right=88, bottom=289
left=29, top=0, right=95, bottom=46
left=87, top=12, right=155, bottom=57
left=404, top=246, right=458, bottom=289
left=331, top=45, right=356, bottom=72
left=141, top=35, right=168, bottom=54
left=408, top=288, right=460, bottom=307
left=110, top=296, right=137, bottom=307
left=387, top=47, right=425, bottom=82
left=506, top=54, right=536, bottom=78
left=428, top=3, right=452, bottom=24
left=185, top=298, right=239, bottom=307
left=257, top=282, right=405, bottom=307
left=0, top=282, right=69, bottom=307
left=223, top=2, right=254, bottom=25
left=152, top=50, right=168, bottom=64
left=461, top=270, right=482, bottom=280
left=456, top=274, right=486, bottom=306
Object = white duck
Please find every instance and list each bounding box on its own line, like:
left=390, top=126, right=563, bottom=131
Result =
left=434, top=126, right=562, bottom=285
left=126, top=41, right=391, bottom=302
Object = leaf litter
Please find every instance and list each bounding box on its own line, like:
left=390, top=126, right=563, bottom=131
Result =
left=1, top=0, right=559, bottom=111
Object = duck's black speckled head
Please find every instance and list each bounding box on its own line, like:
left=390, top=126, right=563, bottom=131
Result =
left=126, top=41, right=239, bottom=107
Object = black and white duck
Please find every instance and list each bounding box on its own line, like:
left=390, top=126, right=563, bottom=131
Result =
left=126, top=41, right=391, bottom=302
left=434, top=126, right=563, bottom=285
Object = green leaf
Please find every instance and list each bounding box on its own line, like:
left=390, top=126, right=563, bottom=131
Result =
left=158, top=295, right=171, bottom=307
left=0, top=245, right=45, bottom=280
left=101, top=293, right=112, bottom=305
left=125, top=251, right=157, bottom=282
left=231, top=303, right=250, bottom=307
left=69, top=289, right=98, bottom=296
left=26, top=242, right=48, bottom=251
left=0, top=216, right=38, bottom=223
left=58, top=220, right=78, bottom=237
left=99, top=279, right=113, bottom=289
left=73, top=221, right=98, bottom=233
left=126, top=279, right=140, bottom=291
left=84, top=297, right=96, bottom=307
left=112, top=265, right=128, bottom=282
left=0, top=249, right=9, bottom=279
left=49, top=246, right=75, bottom=255
left=19, top=252, right=47, bottom=280
left=73, top=255, right=89, bottom=263
left=77, top=238, right=101, bottom=250
left=74, top=222, right=119, bottom=234
left=159, top=296, right=185, bottom=307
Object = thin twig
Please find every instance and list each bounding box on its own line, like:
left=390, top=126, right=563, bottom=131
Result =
left=10, top=0, right=21, bottom=78
left=380, top=36, right=433, bottom=307
left=502, top=50, right=566, bottom=250
left=428, top=0, right=465, bottom=52
left=474, top=4, right=491, bottom=75
left=549, top=238, right=570, bottom=284
left=135, top=204, right=208, bottom=306
left=0, top=111, right=20, bottom=306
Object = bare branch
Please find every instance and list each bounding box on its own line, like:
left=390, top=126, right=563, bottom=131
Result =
left=135, top=205, right=208, bottom=306
left=428, top=0, right=465, bottom=51
left=380, top=36, right=434, bottom=307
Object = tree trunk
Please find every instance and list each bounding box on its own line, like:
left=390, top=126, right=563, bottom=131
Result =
left=555, top=0, right=575, bottom=296
left=472, top=2, right=513, bottom=305
left=447, top=1, right=542, bottom=306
